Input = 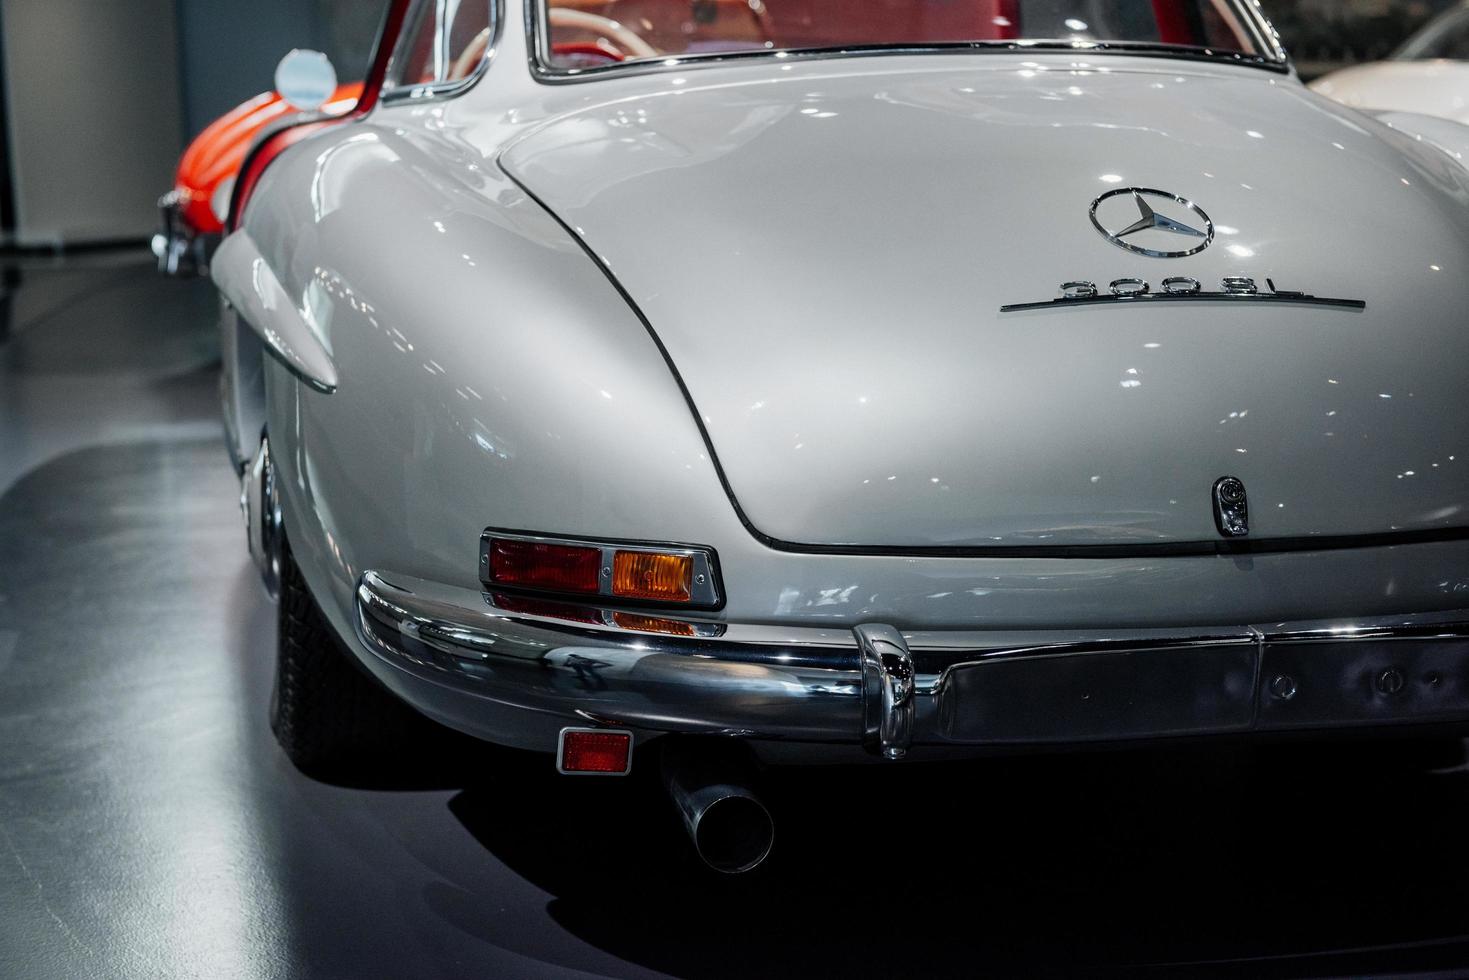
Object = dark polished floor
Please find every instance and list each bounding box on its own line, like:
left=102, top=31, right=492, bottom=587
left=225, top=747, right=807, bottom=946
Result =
left=3, top=252, right=1469, bottom=979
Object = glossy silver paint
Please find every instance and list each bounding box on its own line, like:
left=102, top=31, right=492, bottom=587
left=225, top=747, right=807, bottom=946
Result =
left=215, top=0, right=1469, bottom=755
left=499, top=56, right=1469, bottom=549
left=213, top=231, right=338, bottom=393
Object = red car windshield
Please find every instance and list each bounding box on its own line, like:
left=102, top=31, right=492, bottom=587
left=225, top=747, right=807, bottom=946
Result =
left=540, top=0, right=1283, bottom=71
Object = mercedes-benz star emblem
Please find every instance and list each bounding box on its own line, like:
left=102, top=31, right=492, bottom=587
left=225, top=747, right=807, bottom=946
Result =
left=1090, top=188, right=1215, bottom=258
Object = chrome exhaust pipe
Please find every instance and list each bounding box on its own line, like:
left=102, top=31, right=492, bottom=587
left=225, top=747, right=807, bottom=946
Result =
left=662, top=742, right=774, bottom=874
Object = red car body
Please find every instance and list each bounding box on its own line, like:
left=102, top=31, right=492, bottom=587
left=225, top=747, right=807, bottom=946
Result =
left=154, top=83, right=362, bottom=273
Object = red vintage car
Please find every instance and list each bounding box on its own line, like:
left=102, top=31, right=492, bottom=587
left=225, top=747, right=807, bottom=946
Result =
left=153, top=82, right=362, bottom=275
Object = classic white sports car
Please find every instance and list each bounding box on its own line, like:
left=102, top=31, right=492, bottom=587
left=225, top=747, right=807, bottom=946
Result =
left=214, top=0, right=1469, bottom=872
left=1311, top=2, right=1469, bottom=124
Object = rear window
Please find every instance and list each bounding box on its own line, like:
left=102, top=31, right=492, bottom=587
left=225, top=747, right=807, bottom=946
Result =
left=538, top=0, right=1284, bottom=72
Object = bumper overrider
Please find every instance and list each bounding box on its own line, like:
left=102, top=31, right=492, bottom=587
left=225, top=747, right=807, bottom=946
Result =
left=152, top=191, right=218, bottom=277
left=354, top=570, right=1469, bottom=759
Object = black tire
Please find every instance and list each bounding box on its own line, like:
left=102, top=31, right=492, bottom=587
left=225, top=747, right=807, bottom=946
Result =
left=271, top=537, right=439, bottom=780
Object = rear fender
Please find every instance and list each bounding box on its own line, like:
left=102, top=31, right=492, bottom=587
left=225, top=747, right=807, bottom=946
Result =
left=236, top=122, right=741, bottom=646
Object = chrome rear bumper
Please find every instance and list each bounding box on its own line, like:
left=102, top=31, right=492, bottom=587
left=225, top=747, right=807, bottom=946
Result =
left=355, top=570, right=1469, bottom=757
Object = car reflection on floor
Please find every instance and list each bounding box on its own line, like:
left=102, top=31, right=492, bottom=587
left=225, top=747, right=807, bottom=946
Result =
left=1, top=250, right=1468, bottom=979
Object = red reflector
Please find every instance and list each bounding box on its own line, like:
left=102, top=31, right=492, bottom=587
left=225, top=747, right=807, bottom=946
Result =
left=489, top=538, right=601, bottom=594
left=558, top=729, right=633, bottom=775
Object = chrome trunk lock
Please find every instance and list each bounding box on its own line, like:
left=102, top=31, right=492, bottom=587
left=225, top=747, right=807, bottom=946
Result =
left=1213, top=476, right=1249, bottom=538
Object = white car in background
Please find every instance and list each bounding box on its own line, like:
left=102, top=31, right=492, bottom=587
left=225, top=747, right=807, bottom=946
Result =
left=1311, top=2, right=1469, bottom=123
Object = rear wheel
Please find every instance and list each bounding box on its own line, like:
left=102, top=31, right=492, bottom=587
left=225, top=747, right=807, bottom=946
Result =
left=271, top=536, right=439, bottom=779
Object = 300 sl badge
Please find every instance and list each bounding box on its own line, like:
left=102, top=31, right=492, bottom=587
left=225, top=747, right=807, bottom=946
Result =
left=998, top=187, right=1367, bottom=312
left=1001, top=277, right=1366, bottom=313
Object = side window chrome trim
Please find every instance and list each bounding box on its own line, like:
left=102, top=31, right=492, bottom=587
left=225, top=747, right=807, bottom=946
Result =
left=524, top=0, right=1289, bottom=85
left=379, top=0, right=502, bottom=106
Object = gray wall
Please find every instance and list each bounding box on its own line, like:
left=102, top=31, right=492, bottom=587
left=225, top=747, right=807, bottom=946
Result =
left=177, top=0, right=389, bottom=140
left=1, top=0, right=183, bottom=245
left=0, top=0, right=389, bottom=246
left=176, top=0, right=320, bottom=140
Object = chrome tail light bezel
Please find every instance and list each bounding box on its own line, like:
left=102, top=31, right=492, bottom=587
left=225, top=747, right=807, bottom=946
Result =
left=479, top=528, right=724, bottom=609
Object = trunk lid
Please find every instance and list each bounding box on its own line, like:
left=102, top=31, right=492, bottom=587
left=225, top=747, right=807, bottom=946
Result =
left=502, top=56, right=1469, bottom=548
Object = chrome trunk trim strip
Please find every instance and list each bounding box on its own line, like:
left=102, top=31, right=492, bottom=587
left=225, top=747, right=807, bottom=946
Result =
left=1000, top=292, right=1367, bottom=314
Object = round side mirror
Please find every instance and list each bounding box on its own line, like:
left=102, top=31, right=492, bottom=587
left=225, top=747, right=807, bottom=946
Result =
left=275, top=49, right=338, bottom=112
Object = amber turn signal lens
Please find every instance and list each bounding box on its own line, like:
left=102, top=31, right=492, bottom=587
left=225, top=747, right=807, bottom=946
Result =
left=612, top=551, right=693, bottom=602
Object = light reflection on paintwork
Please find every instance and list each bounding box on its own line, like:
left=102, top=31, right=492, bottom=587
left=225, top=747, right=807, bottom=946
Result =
left=224, top=33, right=1469, bottom=650
left=502, top=55, right=1469, bottom=550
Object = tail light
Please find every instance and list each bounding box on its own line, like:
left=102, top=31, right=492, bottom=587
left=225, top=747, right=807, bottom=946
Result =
left=481, top=530, right=722, bottom=608
left=613, top=551, right=692, bottom=602
left=489, top=539, right=601, bottom=594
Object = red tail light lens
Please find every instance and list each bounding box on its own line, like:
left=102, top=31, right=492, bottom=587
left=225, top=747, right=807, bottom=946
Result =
left=488, top=539, right=601, bottom=594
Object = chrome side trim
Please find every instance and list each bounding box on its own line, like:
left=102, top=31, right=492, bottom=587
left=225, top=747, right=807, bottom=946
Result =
left=211, top=232, right=338, bottom=394
left=855, top=624, right=915, bottom=760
